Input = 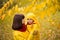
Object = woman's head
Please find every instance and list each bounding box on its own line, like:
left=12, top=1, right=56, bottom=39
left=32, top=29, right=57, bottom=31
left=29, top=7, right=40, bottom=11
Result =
left=12, top=14, right=25, bottom=30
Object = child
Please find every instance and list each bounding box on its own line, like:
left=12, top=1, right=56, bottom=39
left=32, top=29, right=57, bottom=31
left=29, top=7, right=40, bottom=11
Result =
left=26, top=13, right=40, bottom=40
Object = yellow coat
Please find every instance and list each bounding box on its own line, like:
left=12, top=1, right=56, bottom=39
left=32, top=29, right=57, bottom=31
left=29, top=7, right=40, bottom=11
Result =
left=26, top=12, right=40, bottom=40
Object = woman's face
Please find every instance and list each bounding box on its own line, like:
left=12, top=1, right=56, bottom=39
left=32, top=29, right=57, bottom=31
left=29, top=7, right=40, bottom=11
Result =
left=22, top=19, right=25, bottom=24
left=27, top=18, right=34, bottom=25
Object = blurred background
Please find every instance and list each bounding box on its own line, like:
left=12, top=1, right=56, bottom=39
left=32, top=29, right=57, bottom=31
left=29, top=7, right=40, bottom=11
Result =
left=0, top=0, right=60, bottom=40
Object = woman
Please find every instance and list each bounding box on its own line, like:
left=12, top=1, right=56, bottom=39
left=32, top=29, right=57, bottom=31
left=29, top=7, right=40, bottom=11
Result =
left=12, top=14, right=27, bottom=32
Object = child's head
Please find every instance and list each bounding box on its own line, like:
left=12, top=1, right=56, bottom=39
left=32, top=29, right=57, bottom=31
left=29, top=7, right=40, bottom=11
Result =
left=26, top=12, right=37, bottom=25
left=12, top=14, right=25, bottom=30
left=27, top=18, right=34, bottom=25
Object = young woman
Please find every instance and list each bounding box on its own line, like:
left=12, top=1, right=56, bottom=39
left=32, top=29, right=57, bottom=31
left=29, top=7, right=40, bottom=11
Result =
left=12, top=14, right=27, bottom=32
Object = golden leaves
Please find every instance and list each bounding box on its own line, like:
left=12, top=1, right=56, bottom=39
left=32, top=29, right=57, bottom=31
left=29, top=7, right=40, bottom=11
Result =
left=1, top=14, right=6, bottom=20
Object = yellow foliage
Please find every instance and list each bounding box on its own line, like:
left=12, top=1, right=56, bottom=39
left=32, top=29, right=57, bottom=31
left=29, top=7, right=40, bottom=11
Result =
left=1, top=14, right=6, bottom=20
left=23, top=0, right=37, bottom=13
left=36, top=2, right=46, bottom=10
left=7, top=10, right=12, bottom=16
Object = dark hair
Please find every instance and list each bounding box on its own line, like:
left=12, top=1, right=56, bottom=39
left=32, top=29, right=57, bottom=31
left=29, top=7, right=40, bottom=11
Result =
left=12, top=14, right=25, bottom=30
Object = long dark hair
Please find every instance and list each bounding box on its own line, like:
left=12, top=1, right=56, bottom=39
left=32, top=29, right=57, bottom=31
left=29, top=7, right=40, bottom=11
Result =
left=12, top=14, right=25, bottom=30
